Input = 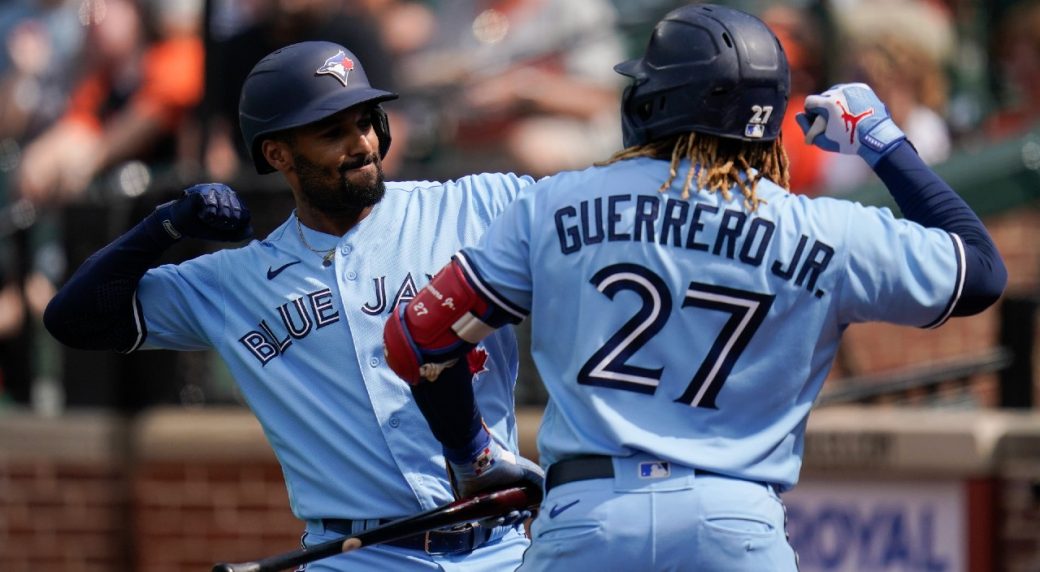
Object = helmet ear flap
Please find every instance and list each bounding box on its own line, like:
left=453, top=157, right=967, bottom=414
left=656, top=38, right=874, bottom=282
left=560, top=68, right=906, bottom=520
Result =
left=372, top=105, right=392, bottom=159
left=619, top=83, right=651, bottom=148
left=637, top=101, right=653, bottom=121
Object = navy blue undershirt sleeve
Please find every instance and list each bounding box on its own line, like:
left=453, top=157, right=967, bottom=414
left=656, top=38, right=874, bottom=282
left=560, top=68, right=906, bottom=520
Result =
left=43, top=212, right=178, bottom=352
left=409, top=359, right=487, bottom=462
left=873, top=141, right=1007, bottom=316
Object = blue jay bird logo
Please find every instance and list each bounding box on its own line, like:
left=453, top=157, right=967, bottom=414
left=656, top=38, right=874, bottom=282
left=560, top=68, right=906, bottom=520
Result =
left=316, top=51, right=355, bottom=86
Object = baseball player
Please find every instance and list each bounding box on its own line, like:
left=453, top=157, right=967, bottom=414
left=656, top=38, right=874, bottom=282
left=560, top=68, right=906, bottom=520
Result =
left=44, top=41, right=542, bottom=571
left=383, top=4, right=1007, bottom=571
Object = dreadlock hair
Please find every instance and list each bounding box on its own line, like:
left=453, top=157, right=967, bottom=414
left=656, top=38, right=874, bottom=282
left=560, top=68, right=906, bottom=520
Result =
left=598, top=131, right=791, bottom=212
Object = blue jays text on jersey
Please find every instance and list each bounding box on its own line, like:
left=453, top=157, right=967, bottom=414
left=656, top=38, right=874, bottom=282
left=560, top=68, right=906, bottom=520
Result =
left=553, top=193, right=836, bottom=296
left=238, top=286, right=340, bottom=365
left=238, top=272, right=431, bottom=366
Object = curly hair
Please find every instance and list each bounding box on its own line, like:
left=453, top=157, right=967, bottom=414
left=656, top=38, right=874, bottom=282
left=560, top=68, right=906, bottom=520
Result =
left=597, top=132, right=790, bottom=212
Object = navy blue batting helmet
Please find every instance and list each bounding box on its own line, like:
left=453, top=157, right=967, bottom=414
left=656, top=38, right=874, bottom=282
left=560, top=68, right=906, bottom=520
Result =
left=239, top=41, right=399, bottom=174
left=615, top=4, right=790, bottom=148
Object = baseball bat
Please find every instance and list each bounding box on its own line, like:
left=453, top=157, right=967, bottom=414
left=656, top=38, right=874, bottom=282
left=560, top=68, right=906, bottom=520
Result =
left=211, top=484, right=542, bottom=572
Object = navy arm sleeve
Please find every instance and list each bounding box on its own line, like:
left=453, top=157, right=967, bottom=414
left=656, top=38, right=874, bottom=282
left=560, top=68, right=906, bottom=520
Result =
left=874, top=141, right=1007, bottom=316
left=410, top=359, right=488, bottom=463
left=43, top=212, right=178, bottom=352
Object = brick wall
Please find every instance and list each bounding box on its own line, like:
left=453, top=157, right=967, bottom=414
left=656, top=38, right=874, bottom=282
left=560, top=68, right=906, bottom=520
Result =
left=132, top=461, right=297, bottom=571
left=0, top=411, right=300, bottom=572
left=130, top=410, right=299, bottom=572
left=0, top=414, right=131, bottom=572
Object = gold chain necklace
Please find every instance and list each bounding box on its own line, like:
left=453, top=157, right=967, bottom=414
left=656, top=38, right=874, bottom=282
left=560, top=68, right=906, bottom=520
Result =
left=295, top=216, right=337, bottom=267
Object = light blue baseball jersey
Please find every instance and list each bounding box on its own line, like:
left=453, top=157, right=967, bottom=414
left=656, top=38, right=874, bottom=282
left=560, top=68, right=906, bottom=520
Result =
left=458, top=157, right=964, bottom=490
left=133, top=173, right=535, bottom=520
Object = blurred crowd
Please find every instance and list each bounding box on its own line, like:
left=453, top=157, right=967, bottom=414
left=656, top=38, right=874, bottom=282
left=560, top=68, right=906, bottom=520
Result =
left=1, top=0, right=1038, bottom=411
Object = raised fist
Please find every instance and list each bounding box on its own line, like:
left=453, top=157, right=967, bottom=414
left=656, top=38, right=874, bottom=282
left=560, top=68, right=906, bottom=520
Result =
left=154, top=183, right=253, bottom=242
left=795, top=83, right=906, bottom=166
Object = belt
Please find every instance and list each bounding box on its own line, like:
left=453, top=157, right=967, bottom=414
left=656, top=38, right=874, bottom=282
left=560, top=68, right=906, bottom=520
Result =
left=545, top=455, right=742, bottom=493
left=321, top=518, right=499, bottom=555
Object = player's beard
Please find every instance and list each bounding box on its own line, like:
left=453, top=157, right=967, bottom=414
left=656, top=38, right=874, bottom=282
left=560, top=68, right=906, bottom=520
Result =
left=293, top=151, right=386, bottom=214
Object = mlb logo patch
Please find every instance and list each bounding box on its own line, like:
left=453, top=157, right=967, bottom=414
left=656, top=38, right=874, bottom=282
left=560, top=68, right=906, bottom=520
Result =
left=639, top=461, right=670, bottom=479
left=744, top=124, right=765, bottom=138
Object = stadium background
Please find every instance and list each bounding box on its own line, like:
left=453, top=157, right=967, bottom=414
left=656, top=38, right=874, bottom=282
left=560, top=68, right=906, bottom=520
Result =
left=0, top=0, right=1038, bottom=570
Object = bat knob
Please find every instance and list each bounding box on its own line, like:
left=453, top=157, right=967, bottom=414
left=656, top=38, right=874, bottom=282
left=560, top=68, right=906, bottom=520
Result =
left=804, top=114, right=827, bottom=145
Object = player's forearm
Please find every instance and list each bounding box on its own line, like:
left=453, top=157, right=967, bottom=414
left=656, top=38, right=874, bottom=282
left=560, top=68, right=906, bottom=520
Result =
left=874, top=142, right=1007, bottom=314
left=43, top=211, right=177, bottom=351
left=410, top=359, right=488, bottom=461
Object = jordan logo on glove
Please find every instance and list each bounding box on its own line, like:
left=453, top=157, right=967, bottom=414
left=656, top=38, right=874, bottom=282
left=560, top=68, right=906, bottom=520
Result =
left=836, top=100, right=873, bottom=144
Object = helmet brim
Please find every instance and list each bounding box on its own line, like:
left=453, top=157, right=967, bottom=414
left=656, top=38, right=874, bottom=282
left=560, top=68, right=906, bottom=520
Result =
left=278, top=86, right=399, bottom=133
left=614, top=58, right=643, bottom=79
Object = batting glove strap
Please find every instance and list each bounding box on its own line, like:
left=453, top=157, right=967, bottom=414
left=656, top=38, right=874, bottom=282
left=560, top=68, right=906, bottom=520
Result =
left=443, top=424, right=494, bottom=466
left=859, top=118, right=906, bottom=166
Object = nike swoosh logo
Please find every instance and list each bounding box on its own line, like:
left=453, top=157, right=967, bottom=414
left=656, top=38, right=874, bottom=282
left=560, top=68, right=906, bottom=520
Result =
left=267, top=260, right=302, bottom=280
left=549, top=500, right=580, bottom=518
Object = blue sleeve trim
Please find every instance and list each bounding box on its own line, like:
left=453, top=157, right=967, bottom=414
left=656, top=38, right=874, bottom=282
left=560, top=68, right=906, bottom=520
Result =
left=453, top=252, right=529, bottom=322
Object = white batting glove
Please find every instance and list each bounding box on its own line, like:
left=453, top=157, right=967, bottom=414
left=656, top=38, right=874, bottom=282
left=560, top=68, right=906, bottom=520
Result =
left=795, top=82, right=906, bottom=166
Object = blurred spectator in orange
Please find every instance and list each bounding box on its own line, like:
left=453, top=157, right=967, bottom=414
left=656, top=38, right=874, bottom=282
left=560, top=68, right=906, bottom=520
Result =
left=984, top=0, right=1040, bottom=139
left=762, top=3, right=831, bottom=197
left=822, top=0, right=953, bottom=194
left=400, top=0, right=626, bottom=178
left=202, top=0, right=408, bottom=179
left=16, top=0, right=204, bottom=206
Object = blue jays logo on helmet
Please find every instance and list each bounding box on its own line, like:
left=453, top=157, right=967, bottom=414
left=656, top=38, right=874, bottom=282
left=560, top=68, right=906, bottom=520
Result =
left=316, top=51, right=356, bottom=86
